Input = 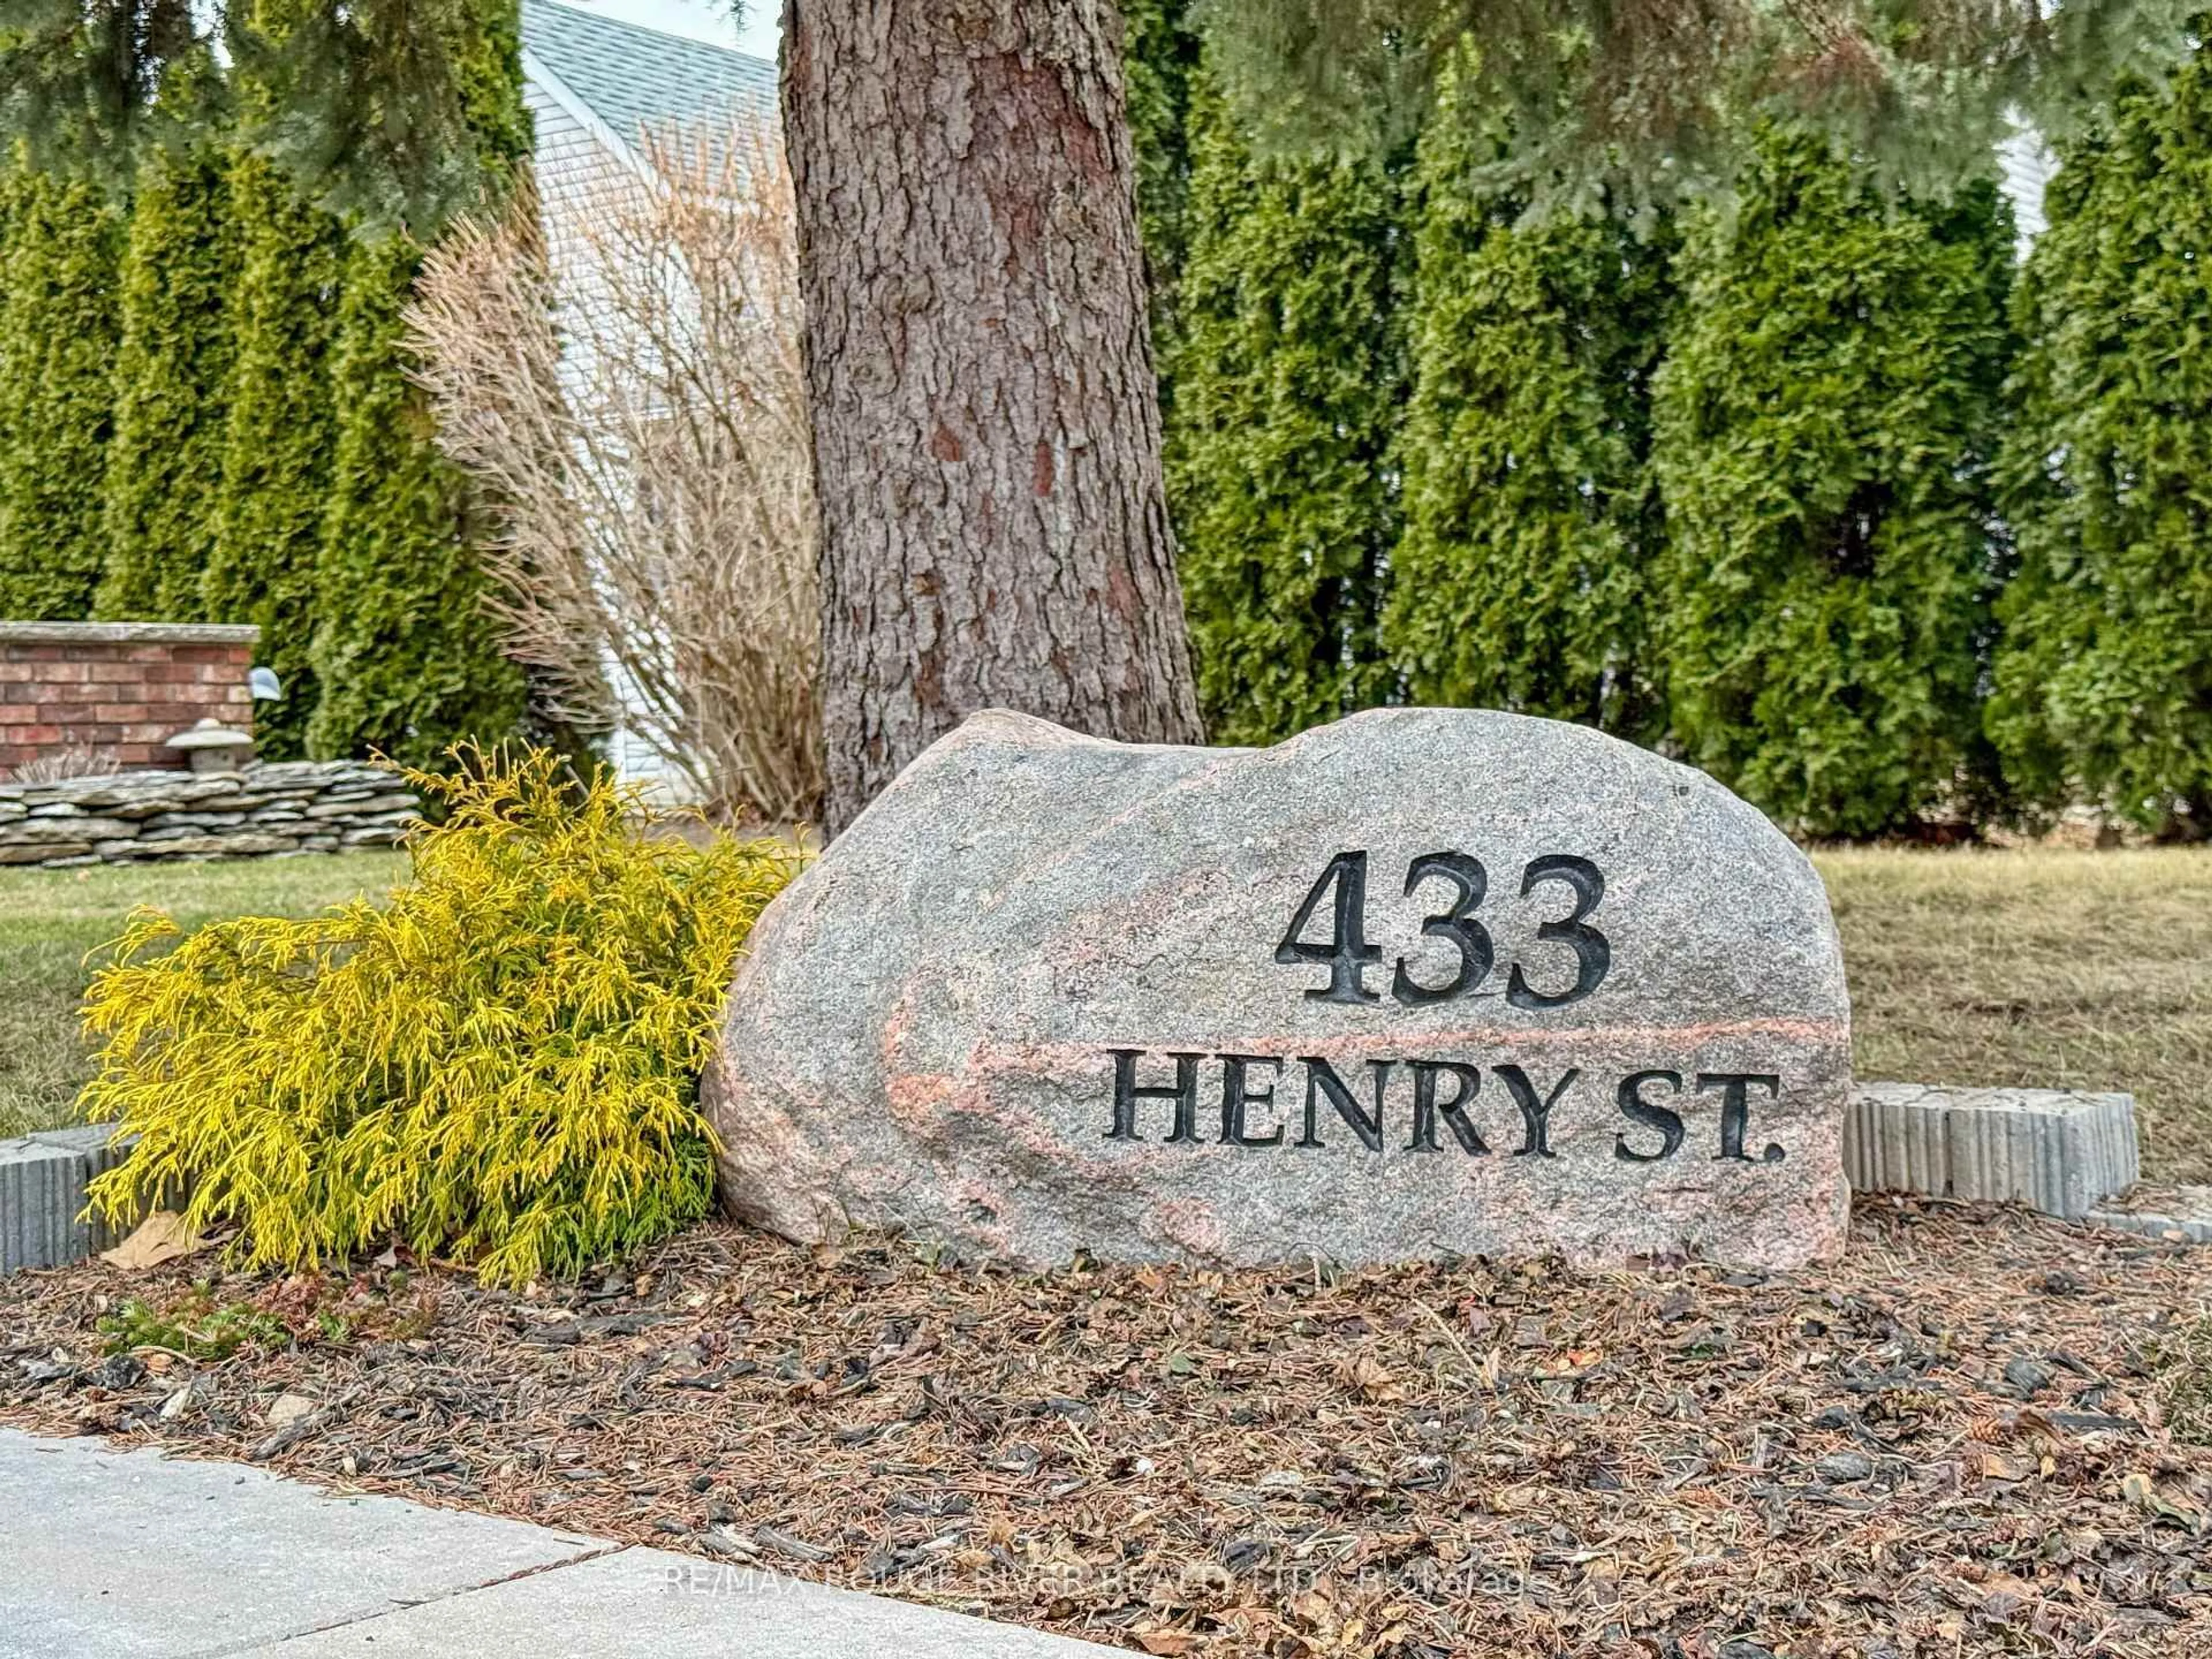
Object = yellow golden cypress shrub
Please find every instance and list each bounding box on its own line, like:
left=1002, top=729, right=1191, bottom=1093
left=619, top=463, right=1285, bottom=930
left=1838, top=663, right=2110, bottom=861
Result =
left=81, top=747, right=800, bottom=1286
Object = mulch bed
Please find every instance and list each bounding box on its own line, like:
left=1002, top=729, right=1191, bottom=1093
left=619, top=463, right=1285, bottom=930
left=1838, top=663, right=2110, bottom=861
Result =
left=5, top=1199, right=2211, bottom=1657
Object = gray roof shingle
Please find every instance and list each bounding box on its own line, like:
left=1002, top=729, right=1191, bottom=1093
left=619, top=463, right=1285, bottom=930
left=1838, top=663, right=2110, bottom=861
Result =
left=521, top=0, right=777, bottom=145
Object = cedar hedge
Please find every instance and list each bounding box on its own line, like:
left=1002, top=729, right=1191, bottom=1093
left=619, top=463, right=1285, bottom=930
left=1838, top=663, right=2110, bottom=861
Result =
left=0, top=0, right=531, bottom=767
left=204, top=155, right=348, bottom=761
left=1164, top=62, right=1401, bottom=746
left=97, top=138, right=236, bottom=624
left=1988, top=40, right=2212, bottom=834
left=1385, top=54, right=1672, bottom=745
left=1649, top=128, right=2015, bottom=839
left=1131, top=12, right=2206, bottom=841
left=0, top=169, right=120, bottom=622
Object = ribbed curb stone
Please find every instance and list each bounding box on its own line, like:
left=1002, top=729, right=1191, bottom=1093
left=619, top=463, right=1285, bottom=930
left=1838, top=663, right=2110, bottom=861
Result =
left=710, top=708, right=1854, bottom=1271
left=2084, top=1183, right=2212, bottom=1244
left=0, top=1125, right=128, bottom=1274
left=1844, top=1082, right=2139, bottom=1219
left=0, top=760, right=418, bottom=868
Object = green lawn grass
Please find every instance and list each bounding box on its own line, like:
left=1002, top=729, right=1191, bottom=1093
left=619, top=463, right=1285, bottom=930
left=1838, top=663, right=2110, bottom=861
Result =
left=2, top=844, right=2206, bottom=1185
left=0, top=851, right=407, bottom=1138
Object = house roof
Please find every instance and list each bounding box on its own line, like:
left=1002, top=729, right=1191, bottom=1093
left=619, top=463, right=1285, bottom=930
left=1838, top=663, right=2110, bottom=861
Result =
left=520, top=0, right=777, bottom=149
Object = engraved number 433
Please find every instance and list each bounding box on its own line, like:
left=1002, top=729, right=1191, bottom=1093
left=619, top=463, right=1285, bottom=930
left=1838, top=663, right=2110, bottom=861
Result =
left=1275, top=850, right=1610, bottom=1009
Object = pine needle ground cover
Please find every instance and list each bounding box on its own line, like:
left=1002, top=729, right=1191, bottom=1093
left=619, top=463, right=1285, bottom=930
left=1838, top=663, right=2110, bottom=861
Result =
left=4, top=1202, right=2209, bottom=1656
left=72, top=751, right=800, bottom=1286
left=0, top=851, right=407, bottom=1138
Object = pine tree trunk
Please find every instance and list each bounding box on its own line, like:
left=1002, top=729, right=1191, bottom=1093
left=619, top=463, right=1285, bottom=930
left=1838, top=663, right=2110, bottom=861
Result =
left=782, top=0, right=1204, bottom=834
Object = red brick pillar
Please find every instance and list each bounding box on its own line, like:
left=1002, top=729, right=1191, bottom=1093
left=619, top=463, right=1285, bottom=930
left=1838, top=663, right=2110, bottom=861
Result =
left=0, top=623, right=260, bottom=782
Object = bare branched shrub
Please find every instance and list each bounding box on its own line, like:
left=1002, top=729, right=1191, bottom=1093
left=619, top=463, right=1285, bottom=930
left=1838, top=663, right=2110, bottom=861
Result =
left=407, top=124, right=820, bottom=824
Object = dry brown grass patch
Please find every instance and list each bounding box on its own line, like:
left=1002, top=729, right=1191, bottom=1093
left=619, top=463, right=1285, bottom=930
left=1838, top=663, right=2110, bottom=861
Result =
left=1817, top=846, right=2212, bottom=1183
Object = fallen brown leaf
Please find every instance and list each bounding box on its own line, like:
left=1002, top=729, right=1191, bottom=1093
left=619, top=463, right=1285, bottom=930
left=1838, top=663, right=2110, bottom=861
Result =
left=100, top=1212, right=207, bottom=1271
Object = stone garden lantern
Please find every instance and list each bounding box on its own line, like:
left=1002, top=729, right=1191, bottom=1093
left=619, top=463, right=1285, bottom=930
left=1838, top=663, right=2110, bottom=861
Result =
left=164, top=718, right=257, bottom=775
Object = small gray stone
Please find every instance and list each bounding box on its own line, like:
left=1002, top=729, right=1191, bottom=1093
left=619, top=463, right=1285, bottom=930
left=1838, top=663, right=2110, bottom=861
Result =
left=141, top=809, right=250, bottom=830
left=0, top=815, right=133, bottom=844
left=306, top=791, right=418, bottom=819
left=0, top=841, right=88, bottom=864
left=2003, top=1357, right=2055, bottom=1398
left=708, top=709, right=1851, bottom=1271
left=89, top=1352, right=146, bottom=1392
left=1815, top=1450, right=1874, bottom=1483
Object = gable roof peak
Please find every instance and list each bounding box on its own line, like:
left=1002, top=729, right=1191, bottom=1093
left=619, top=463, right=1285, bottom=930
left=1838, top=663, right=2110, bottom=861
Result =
left=521, top=0, right=777, bottom=150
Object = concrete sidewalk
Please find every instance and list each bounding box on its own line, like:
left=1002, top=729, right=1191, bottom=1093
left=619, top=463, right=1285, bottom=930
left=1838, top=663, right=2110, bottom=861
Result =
left=0, top=1428, right=1120, bottom=1657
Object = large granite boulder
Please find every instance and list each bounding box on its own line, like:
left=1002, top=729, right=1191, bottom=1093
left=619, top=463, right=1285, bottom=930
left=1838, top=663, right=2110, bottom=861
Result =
left=706, top=709, right=1851, bottom=1269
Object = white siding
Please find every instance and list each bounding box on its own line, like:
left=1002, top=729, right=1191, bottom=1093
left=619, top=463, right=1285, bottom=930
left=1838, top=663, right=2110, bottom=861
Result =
left=1999, top=127, right=2058, bottom=252
left=524, top=75, right=658, bottom=396
left=524, top=75, right=691, bottom=802
left=525, top=78, right=620, bottom=281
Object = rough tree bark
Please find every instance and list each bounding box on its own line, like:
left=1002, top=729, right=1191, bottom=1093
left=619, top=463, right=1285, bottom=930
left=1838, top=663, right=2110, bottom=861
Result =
left=782, top=0, right=1205, bottom=834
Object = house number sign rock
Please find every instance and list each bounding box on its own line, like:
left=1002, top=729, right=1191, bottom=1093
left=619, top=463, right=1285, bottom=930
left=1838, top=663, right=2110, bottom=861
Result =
left=708, top=708, right=1852, bottom=1269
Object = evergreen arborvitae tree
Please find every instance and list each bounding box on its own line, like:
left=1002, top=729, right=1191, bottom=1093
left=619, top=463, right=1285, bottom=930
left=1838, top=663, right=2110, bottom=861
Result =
left=204, top=154, right=344, bottom=758
left=304, top=0, right=528, bottom=764
left=1385, top=63, right=1673, bottom=736
left=1162, top=70, right=1401, bottom=745
left=1988, top=46, right=2212, bottom=832
left=0, top=168, right=121, bottom=619
left=1122, top=0, right=1201, bottom=353
left=97, top=142, right=236, bottom=620
left=1650, top=129, right=2014, bottom=838
left=305, top=231, right=522, bottom=765
left=0, top=166, right=22, bottom=600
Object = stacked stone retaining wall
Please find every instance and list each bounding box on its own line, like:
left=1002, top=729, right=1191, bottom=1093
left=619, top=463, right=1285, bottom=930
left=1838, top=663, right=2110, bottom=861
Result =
left=0, top=762, right=420, bottom=868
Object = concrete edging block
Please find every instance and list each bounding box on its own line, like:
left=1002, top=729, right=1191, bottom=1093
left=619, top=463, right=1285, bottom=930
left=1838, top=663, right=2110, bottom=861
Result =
left=1846, top=1082, right=2139, bottom=1219
left=2084, top=1183, right=2212, bottom=1244
left=0, top=1124, right=130, bottom=1275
